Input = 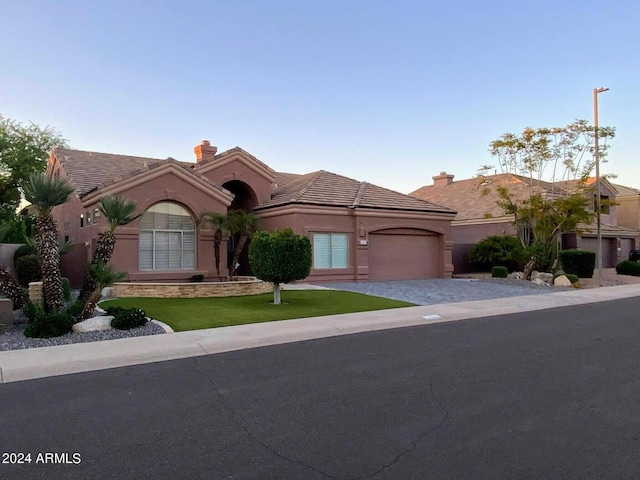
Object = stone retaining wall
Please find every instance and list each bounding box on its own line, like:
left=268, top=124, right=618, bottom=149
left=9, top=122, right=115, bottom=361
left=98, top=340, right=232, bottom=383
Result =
left=111, top=278, right=272, bottom=298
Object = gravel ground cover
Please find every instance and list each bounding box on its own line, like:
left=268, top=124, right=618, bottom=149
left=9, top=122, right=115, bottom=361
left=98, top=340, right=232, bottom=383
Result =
left=0, top=310, right=165, bottom=352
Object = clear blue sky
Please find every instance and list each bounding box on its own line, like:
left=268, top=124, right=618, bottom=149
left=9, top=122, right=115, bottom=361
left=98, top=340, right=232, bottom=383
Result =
left=2, top=0, right=638, bottom=193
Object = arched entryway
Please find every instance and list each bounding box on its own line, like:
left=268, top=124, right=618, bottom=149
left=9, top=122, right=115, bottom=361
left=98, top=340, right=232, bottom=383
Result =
left=222, top=180, right=258, bottom=276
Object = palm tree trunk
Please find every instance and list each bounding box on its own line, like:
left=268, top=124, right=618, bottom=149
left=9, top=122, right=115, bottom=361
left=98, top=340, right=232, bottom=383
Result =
left=214, top=230, right=222, bottom=278
left=231, top=234, right=249, bottom=279
left=78, top=231, right=116, bottom=304
left=0, top=266, right=26, bottom=309
left=79, top=291, right=102, bottom=321
left=35, top=214, right=64, bottom=312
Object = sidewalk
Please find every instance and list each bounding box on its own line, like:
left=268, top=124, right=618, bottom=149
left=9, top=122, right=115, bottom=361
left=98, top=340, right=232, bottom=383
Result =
left=1, top=283, right=639, bottom=384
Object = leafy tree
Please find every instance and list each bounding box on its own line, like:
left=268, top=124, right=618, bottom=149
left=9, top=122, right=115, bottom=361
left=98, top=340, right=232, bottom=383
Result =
left=484, top=119, right=614, bottom=267
left=199, top=211, right=230, bottom=279
left=0, top=115, right=65, bottom=222
left=21, top=173, right=73, bottom=312
left=78, top=195, right=138, bottom=305
left=227, top=210, right=260, bottom=278
left=249, top=229, right=312, bottom=304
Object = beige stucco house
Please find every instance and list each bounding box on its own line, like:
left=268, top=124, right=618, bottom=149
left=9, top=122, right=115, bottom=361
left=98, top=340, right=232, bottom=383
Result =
left=411, top=172, right=639, bottom=272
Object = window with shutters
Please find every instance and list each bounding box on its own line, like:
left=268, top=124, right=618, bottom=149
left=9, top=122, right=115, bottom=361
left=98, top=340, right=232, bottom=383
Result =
left=313, top=233, right=348, bottom=269
left=139, top=202, right=196, bottom=271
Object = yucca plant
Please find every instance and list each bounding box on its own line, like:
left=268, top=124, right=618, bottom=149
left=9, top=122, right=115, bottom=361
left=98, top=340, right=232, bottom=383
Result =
left=78, top=195, right=137, bottom=304
left=78, top=262, right=126, bottom=320
left=22, top=173, right=73, bottom=313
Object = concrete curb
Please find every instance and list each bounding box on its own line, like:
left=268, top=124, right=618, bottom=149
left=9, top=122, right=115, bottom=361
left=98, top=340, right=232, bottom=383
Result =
left=0, top=284, right=638, bottom=383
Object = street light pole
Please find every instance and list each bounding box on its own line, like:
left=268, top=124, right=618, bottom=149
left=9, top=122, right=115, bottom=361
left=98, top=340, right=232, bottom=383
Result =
left=593, top=87, right=609, bottom=286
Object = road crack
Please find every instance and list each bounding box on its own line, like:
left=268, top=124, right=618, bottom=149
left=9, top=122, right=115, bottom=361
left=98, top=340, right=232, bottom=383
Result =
left=192, top=356, right=338, bottom=479
left=353, top=382, right=449, bottom=480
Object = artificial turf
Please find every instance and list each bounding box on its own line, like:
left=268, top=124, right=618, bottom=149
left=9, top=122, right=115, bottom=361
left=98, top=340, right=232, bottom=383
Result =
left=100, top=290, right=415, bottom=332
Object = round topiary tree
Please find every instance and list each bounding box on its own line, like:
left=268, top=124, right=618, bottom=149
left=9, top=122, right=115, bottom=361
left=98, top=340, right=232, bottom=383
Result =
left=248, top=229, right=312, bottom=305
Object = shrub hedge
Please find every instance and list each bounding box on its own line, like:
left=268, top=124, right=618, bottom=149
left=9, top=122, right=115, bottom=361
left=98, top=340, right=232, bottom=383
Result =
left=15, top=254, right=42, bottom=287
left=106, top=306, right=148, bottom=330
left=23, top=301, right=75, bottom=338
left=491, top=266, right=509, bottom=278
left=559, top=250, right=596, bottom=278
left=616, top=260, right=640, bottom=277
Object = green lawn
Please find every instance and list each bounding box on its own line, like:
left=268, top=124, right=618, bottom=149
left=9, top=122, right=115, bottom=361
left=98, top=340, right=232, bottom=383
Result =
left=101, top=290, right=415, bottom=332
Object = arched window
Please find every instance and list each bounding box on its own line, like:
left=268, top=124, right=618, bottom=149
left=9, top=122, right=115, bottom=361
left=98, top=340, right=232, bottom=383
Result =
left=139, top=202, right=196, bottom=270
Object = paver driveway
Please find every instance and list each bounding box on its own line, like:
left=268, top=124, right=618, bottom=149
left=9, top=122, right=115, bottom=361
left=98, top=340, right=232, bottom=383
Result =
left=321, top=279, right=558, bottom=305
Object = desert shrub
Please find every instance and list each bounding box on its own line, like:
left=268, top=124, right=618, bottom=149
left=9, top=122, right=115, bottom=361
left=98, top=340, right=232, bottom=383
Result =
left=559, top=250, right=596, bottom=278
left=468, top=235, right=525, bottom=272
left=107, top=307, right=148, bottom=330
left=525, top=241, right=556, bottom=272
left=15, top=254, right=42, bottom=287
left=564, top=274, right=580, bottom=284
left=23, top=301, right=74, bottom=338
left=491, top=266, right=509, bottom=278
left=616, top=260, right=640, bottom=277
left=66, top=300, right=84, bottom=319
left=13, top=243, right=37, bottom=268
left=61, top=277, right=71, bottom=302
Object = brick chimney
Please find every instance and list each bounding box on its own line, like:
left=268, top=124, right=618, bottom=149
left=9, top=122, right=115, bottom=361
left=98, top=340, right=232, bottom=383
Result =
left=194, top=140, right=218, bottom=163
left=432, top=171, right=454, bottom=187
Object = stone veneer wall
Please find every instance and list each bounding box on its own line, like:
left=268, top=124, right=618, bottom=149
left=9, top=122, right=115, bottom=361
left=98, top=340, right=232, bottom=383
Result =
left=111, top=278, right=272, bottom=298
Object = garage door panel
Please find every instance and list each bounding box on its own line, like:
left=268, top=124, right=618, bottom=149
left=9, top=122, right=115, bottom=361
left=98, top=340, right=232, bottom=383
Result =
left=369, top=233, right=439, bottom=280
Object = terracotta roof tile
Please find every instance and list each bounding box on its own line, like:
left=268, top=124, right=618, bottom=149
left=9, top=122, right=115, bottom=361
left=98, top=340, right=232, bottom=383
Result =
left=54, top=148, right=226, bottom=198
left=259, top=170, right=455, bottom=214
left=410, top=173, right=569, bottom=221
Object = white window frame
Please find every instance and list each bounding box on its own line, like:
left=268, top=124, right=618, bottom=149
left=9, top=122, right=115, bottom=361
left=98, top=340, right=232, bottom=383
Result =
left=313, top=233, right=348, bottom=269
left=139, top=203, right=196, bottom=271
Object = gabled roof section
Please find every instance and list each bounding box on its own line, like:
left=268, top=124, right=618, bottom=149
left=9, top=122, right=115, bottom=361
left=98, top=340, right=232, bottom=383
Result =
left=54, top=148, right=230, bottom=202
left=410, top=173, right=571, bottom=221
left=613, top=183, right=640, bottom=197
left=195, top=146, right=276, bottom=182
left=257, top=170, right=455, bottom=214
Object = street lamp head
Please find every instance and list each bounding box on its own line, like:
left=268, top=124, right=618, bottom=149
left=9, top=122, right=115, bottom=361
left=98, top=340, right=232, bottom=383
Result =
left=595, top=87, right=609, bottom=93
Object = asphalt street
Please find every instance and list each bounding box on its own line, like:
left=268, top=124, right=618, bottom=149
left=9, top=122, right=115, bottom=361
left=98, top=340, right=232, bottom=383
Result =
left=1, top=297, right=640, bottom=479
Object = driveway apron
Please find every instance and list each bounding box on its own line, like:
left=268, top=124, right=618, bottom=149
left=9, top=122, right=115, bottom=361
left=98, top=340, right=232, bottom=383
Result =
left=321, top=279, right=557, bottom=305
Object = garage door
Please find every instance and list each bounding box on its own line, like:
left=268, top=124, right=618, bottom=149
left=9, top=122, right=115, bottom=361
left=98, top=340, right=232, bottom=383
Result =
left=368, top=232, right=439, bottom=280
left=580, top=238, right=617, bottom=268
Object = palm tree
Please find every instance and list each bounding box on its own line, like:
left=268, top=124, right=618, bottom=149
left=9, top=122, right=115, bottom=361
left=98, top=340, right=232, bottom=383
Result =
left=0, top=265, right=26, bottom=309
left=78, top=262, right=126, bottom=320
left=227, top=210, right=260, bottom=278
left=199, top=211, right=230, bottom=279
left=78, top=195, right=137, bottom=304
left=22, top=173, right=74, bottom=312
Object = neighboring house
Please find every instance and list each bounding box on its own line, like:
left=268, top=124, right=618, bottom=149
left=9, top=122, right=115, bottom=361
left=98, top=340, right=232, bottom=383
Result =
left=614, top=184, right=640, bottom=232
left=410, top=172, right=639, bottom=272
left=48, top=141, right=456, bottom=286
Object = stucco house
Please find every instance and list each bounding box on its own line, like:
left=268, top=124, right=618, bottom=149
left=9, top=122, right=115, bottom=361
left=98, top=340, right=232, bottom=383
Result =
left=410, top=172, right=639, bottom=272
left=48, top=141, right=456, bottom=286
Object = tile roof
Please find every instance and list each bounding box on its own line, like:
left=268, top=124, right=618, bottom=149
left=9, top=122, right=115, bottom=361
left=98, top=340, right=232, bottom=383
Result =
left=612, top=183, right=640, bottom=197
left=258, top=170, right=455, bottom=214
left=55, top=148, right=187, bottom=197
left=410, top=173, right=570, bottom=221
left=54, top=148, right=227, bottom=198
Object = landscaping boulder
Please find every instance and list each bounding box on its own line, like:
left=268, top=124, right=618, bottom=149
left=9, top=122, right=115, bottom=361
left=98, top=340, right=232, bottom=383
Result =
left=554, top=275, right=573, bottom=287
left=72, top=316, right=114, bottom=333
left=531, top=271, right=553, bottom=283
left=531, top=278, right=549, bottom=287
left=509, top=271, right=524, bottom=280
